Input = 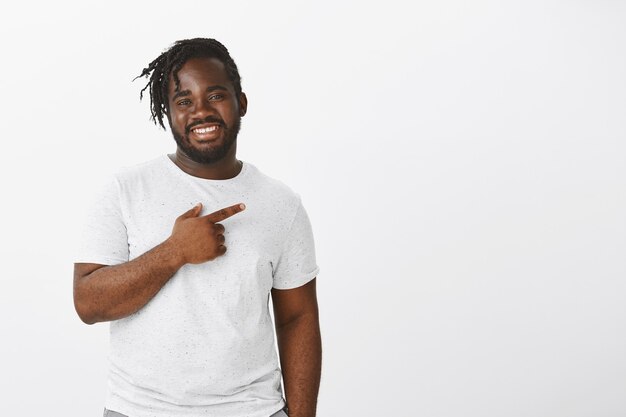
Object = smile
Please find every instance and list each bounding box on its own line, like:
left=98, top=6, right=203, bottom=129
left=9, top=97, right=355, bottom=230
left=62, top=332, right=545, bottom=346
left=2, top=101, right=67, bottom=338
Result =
left=192, top=125, right=219, bottom=134
left=188, top=123, right=222, bottom=141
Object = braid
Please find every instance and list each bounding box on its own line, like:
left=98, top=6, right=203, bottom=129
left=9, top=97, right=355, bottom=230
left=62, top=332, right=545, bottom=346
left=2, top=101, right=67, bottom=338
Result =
left=134, top=38, right=242, bottom=130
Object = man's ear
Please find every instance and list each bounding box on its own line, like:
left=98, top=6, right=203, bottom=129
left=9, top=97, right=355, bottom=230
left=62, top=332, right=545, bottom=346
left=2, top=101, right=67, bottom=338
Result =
left=238, top=92, right=248, bottom=117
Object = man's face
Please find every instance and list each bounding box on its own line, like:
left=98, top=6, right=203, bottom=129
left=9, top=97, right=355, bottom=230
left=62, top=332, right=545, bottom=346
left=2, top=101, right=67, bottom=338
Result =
left=167, top=57, right=247, bottom=164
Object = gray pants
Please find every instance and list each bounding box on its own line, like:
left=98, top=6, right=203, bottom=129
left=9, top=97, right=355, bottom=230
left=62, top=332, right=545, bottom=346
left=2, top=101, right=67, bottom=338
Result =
left=103, top=408, right=288, bottom=417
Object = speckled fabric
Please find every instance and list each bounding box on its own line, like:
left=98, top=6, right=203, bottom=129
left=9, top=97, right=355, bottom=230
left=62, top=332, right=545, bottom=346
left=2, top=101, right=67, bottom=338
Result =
left=103, top=407, right=289, bottom=417
left=78, top=155, right=318, bottom=417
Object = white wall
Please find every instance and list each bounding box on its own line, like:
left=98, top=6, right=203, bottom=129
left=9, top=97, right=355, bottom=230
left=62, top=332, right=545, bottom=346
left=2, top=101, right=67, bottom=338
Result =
left=0, top=1, right=624, bottom=416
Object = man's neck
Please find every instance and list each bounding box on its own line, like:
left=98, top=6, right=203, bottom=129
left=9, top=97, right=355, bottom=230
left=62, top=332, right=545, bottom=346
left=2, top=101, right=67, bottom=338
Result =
left=169, top=149, right=242, bottom=180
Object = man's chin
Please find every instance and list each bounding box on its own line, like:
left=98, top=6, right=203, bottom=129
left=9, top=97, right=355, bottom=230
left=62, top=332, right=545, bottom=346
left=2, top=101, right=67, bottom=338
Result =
left=176, top=136, right=234, bottom=164
left=189, top=138, right=221, bottom=150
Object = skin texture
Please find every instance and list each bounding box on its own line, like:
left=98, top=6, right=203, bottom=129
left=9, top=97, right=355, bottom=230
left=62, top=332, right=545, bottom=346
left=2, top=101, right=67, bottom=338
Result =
left=273, top=279, right=322, bottom=417
left=168, top=57, right=247, bottom=180
left=73, top=56, right=321, bottom=417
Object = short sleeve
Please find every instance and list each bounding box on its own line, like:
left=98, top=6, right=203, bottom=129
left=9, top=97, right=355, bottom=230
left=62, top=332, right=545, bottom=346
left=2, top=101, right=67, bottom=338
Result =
left=272, top=200, right=320, bottom=289
left=74, top=175, right=129, bottom=265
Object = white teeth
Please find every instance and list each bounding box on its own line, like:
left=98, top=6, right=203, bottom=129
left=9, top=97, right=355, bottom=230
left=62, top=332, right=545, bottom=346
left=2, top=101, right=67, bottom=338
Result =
left=193, top=126, right=218, bottom=134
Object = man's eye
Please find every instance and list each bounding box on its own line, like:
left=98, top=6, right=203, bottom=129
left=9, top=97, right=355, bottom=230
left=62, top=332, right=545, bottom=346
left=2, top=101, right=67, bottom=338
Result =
left=178, top=99, right=191, bottom=106
left=209, top=94, right=223, bottom=100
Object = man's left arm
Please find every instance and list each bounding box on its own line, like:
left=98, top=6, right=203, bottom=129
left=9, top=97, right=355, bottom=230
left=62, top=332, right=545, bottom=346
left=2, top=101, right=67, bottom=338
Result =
left=272, top=278, right=322, bottom=417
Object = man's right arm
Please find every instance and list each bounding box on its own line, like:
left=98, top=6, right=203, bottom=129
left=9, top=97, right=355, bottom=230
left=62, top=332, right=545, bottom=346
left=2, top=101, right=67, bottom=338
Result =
left=73, top=202, right=245, bottom=325
left=73, top=239, right=184, bottom=325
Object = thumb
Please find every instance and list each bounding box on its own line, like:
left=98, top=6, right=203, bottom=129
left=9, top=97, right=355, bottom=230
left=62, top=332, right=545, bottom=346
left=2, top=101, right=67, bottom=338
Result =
left=180, top=203, right=202, bottom=219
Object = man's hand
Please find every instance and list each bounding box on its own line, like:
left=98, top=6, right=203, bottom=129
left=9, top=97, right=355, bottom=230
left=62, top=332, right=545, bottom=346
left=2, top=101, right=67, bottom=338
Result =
left=168, top=202, right=246, bottom=265
left=73, top=201, right=246, bottom=324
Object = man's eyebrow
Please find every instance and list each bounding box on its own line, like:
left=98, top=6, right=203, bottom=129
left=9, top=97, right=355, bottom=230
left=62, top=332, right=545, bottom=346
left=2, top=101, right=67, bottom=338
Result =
left=172, top=89, right=191, bottom=101
left=171, top=85, right=229, bottom=101
left=206, top=85, right=228, bottom=93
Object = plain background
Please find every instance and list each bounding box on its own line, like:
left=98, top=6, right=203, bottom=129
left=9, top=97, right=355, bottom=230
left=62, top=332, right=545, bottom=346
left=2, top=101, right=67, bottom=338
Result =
left=0, top=1, right=624, bottom=416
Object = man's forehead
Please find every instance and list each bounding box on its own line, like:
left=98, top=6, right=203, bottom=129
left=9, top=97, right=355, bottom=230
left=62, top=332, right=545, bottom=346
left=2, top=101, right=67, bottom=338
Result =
left=167, top=57, right=235, bottom=104
left=170, top=57, right=228, bottom=86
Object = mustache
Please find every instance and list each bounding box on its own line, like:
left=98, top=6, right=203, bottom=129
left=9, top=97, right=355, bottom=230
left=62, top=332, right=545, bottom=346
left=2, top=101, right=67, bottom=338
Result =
left=186, top=117, right=225, bottom=134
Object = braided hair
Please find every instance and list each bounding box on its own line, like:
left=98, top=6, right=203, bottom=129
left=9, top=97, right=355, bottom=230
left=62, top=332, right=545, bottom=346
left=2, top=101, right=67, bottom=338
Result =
left=135, top=38, right=243, bottom=129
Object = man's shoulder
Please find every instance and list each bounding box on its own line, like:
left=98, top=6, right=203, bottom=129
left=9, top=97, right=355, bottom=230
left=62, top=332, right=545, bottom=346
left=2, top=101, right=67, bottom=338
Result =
left=245, top=163, right=302, bottom=204
left=112, top=155, right=168, bottom=183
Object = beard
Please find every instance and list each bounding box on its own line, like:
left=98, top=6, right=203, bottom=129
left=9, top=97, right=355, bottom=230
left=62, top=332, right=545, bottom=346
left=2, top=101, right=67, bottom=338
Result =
left=171, top=115, right=241, bottom=164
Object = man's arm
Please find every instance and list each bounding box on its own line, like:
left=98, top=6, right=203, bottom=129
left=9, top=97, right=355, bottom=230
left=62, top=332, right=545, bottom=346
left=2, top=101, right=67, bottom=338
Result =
left=74, top=242, right=183, bottom=325
left=73, top=202, right=244, bottom=324
left=272, top=278, right=322, bottom=417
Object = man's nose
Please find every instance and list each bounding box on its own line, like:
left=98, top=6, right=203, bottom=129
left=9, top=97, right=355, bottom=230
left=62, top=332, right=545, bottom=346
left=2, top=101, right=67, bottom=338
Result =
left=191, top=98, right=215, bottom=118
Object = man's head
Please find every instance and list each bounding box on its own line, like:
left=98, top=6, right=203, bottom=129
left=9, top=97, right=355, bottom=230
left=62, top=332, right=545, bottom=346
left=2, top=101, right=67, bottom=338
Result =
left=136, top=38, right=247, bottom=164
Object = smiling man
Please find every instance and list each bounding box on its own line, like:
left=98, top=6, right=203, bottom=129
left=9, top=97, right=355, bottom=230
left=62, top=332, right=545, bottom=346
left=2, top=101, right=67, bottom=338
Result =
left=73, top=38, right=321, bottom=417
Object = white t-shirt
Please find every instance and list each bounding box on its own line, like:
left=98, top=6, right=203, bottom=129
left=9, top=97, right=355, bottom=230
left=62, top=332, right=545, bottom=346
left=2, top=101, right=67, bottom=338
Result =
left=76, top=155, right=319, bottom=417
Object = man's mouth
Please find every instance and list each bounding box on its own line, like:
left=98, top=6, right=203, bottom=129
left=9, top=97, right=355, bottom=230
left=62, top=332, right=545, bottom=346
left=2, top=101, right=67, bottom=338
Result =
left=193, top=125, right=218, bottom=134
left=188, top=123, right=222, bottom=140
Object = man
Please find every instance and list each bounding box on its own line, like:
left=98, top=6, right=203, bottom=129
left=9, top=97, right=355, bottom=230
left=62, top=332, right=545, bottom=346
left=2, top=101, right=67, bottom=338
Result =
left=73, top=38, right=321, bottom=417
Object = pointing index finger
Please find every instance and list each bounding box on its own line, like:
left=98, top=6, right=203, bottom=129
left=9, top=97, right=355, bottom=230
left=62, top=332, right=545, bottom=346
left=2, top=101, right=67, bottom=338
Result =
left=203, top=203, right=246, bottom=223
